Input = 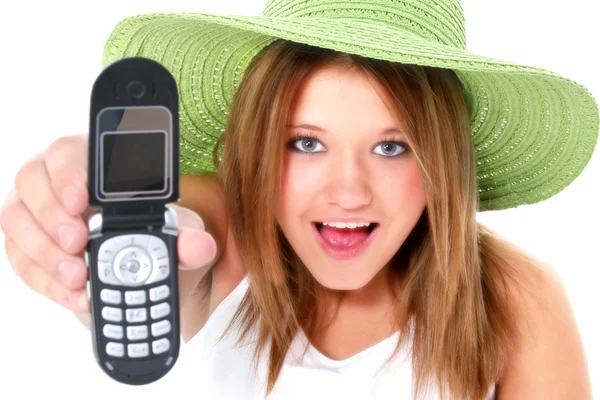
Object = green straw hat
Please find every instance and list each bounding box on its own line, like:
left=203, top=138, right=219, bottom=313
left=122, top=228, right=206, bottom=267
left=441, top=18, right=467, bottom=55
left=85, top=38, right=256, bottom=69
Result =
left=101, top=0, right=599, bottom=212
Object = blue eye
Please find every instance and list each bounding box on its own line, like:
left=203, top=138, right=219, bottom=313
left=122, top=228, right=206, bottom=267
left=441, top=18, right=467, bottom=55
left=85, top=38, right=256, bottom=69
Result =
left=289, top=135, right=325, bottom=153
left=373, top=142, right=407, bottom=157
left=287, top=134, right=409, bottom=158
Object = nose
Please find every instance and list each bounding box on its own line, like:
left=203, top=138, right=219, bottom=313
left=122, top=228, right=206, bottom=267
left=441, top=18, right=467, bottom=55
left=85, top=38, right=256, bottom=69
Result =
left=324, top=153, right=372, bottom=210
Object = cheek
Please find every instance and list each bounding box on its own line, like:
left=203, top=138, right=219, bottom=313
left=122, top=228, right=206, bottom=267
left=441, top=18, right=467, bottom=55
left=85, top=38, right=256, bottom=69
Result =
left=381, top=160, right=426, bottom=212
left=278, top=157, right=319, bottom=224
left=405, top=163, right=426, bottom=200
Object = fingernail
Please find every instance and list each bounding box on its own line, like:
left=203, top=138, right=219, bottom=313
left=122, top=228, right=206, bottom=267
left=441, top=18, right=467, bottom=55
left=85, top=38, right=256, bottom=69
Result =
left=58, top=260, right=80, bottom=286
left=62, top=186, right=80, bottom=212
left=58, top=224, right=78, bottom=252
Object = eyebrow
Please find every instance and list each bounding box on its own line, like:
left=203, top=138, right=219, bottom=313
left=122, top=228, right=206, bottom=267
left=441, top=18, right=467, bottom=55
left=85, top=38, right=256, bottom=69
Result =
left=287, top=123, right=404, bottom=135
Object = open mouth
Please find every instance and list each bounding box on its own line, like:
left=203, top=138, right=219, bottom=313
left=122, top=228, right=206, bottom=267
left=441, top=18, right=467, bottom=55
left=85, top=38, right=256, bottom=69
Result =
left=313, top=222, right=378, bottom=235
left=311, top=221, right=380, bottom=259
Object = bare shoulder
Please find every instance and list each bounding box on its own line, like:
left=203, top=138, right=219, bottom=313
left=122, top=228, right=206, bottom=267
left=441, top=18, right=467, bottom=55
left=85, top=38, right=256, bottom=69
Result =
left=497, top=254, right=592, bottom=399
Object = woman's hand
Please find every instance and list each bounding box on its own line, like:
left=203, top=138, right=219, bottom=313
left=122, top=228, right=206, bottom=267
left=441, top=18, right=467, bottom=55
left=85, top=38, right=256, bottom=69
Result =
left=1, top=133, right=218, bottom=315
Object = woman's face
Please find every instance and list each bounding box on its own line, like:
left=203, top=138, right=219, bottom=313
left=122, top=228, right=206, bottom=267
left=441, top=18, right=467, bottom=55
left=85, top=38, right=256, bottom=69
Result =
left=275, top=64, right=427, bottom=291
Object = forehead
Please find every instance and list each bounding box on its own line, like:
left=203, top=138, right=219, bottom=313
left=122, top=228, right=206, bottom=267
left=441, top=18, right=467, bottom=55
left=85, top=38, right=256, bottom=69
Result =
left=288, top=64, right=401, bottom=129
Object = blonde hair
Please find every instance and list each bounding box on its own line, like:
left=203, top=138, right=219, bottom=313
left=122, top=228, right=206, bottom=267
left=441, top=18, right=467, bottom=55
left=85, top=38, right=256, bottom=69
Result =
left=213, top=39, right=535, bottom=400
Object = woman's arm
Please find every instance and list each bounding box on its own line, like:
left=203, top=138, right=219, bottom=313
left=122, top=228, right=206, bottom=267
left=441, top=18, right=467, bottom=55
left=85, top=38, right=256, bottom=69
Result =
left=497, top=259, right=592, bottom=399
left=174, top=173, right=230, bottom=342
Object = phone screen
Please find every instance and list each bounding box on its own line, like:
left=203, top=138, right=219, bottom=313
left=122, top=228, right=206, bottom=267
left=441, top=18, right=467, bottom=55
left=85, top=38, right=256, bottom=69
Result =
left=102, top=131, right=166, bottom=194
left=96, top=106, right=173, bottom=201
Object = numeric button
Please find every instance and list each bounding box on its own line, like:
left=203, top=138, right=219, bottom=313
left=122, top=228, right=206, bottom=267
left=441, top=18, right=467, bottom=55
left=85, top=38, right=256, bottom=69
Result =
left=127, top=325, right=149, bottom=340
left=102, top=307, right=122, bottom=323
left=126, top=307, right=147, bottom=323
left=100, top=289, right=121, bottom=305
left=149, top=285, right=170, bottom=302
left=125, top=290, right=146, bottom=305
left=150, top=302, right=170, bottom=320
left=128, top=343, right=149, bottom=358
left=103, top=324, right=123, bottom=340
left=106, top=342, right=124, bottom=357
left=152, top=338, right=170, bottom=354
left=151, top=320, right=171, bottom=337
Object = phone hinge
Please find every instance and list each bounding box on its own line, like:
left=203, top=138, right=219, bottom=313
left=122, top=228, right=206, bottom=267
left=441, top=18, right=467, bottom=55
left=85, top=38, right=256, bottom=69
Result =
left=88, top=205, right=178, bottom=237
left=102, top=205, right=166, bottom=231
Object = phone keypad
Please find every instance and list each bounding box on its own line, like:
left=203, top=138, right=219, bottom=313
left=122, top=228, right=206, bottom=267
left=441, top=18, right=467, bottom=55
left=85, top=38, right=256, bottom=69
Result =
left=99, top=284, right=172, bottom=359
left=95, top=234, right=173, bottom=360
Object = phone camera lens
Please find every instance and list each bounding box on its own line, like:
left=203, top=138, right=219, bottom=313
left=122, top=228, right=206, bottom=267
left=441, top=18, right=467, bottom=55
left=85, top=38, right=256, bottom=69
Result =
left=126, top=80, right=146, bottom=99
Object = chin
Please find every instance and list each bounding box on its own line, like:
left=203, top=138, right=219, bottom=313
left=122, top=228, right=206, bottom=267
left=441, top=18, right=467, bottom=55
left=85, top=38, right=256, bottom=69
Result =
left=306, top=265, right=377, bottom=292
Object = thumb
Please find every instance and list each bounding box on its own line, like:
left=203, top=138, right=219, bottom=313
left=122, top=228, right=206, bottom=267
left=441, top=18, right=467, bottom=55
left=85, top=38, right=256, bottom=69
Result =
left=169, top=204, right=218, bottom=270
left=177, top=227, right=218, bottom=270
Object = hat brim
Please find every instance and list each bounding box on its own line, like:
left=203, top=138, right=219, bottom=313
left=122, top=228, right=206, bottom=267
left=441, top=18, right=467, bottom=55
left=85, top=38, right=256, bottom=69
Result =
left=102, top=12, right=599, bottom=211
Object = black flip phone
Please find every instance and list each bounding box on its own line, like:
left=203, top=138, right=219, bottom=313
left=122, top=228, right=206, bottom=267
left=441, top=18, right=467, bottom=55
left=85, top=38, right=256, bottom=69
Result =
left=85, top=57, right=180, bottom=385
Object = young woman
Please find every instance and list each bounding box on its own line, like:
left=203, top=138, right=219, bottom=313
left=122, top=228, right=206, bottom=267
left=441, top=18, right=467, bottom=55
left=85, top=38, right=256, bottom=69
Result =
left=2, top=1, right=595, bottom=399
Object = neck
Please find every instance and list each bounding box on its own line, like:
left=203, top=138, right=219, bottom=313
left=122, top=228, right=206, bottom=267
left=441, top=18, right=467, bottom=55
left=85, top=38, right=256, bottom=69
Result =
left=302, top=264, right=408, bottom=359
left=337, top=264, right=394, bottom=305
left=311, top=263, right=402, bottom=332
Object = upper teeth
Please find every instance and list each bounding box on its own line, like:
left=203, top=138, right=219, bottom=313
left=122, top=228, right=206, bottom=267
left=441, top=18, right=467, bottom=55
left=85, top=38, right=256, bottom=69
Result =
left=322, top=222, right=372, bottom=229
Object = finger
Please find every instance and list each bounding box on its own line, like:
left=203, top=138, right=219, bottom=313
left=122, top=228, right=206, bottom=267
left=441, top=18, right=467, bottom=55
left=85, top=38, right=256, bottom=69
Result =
left=170, top=203, right=205, bottom=231
left=1, top=186, right=19, bottom=214
left=14, top=150, right=89, bottom=255
left=168, top=204, right=217, bottom=270
left=178, top=227, right=217, bottom=270
left=5, top=236, right=89, bottom=314
left=0, top=195, right=87, bottom=289
left=45, top=134, right=89, bottom=217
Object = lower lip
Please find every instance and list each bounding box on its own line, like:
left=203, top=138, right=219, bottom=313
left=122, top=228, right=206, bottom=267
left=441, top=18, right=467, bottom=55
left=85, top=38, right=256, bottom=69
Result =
left=312, top=223, right=379, bottom=260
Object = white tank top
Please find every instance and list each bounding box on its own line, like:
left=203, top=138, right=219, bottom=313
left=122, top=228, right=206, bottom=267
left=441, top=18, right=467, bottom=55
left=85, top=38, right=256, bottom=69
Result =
left=185, top=275, right=497, bottom=399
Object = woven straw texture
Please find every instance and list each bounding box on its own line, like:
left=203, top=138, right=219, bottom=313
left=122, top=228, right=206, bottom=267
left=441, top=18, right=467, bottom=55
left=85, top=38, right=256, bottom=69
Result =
left=101, top=0, right=599, bottom=212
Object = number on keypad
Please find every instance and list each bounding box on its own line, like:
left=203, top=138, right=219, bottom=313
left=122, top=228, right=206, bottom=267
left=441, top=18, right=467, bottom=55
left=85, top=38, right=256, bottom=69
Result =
left=125, top=290, right=146, bottom=305
left=149, top=285, right=169, bottom=302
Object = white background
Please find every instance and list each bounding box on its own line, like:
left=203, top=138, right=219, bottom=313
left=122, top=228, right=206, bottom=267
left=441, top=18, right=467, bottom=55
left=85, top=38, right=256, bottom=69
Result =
left=0, top=0, right=598, bottom=398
